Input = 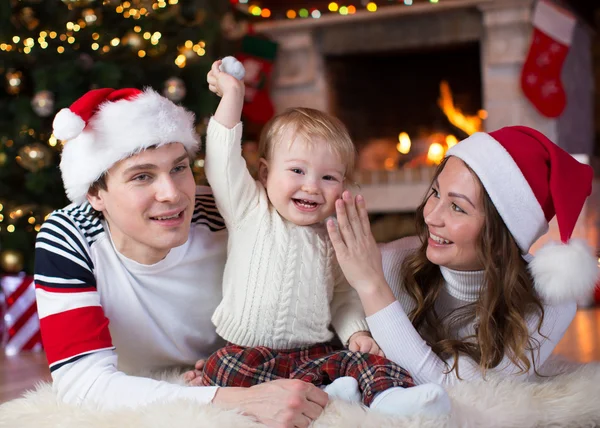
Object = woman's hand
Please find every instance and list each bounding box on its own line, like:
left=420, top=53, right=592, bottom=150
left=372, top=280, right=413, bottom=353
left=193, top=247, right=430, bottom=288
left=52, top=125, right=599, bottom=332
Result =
left=327, top=191, right=385, bottom=292
left=327, top=191, right=397, bottom=315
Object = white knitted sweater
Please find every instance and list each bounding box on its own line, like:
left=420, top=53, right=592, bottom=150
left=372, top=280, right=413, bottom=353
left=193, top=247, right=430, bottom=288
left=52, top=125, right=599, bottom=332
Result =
left=205, top=118, right=368, bottom=349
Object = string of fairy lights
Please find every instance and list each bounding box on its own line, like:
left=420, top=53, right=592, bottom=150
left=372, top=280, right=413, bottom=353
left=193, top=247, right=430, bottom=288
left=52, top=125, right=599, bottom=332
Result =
left=0, top=0, right=206, bottom=69
left=233, top=0, right=442, bottom=20
left=1, top=0, right=448, bottom=62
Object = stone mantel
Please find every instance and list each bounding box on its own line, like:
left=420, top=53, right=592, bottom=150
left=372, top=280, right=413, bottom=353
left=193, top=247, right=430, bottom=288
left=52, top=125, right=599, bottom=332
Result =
left=254, top=0, right=495, bottom=34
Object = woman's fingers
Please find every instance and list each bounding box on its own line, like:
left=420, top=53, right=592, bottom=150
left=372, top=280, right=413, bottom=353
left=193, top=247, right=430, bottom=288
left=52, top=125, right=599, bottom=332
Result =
left=342, top=191, right=364, bottom=238
left=334, top=197, right=357, bottom=248
left=355, top=194, right=372, bottom=238
left=327, top=218, right=347, bottom=256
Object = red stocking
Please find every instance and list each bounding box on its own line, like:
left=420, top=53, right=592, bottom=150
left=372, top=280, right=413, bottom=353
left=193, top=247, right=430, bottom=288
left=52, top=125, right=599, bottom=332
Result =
left=236, top=36, right=278, bottom=125
left=520, top=0, right=576, bottom=118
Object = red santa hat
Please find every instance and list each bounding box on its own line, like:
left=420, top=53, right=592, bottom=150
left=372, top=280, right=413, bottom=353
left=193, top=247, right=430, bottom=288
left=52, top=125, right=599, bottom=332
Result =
left=52, top=87, right=199, bottom=204
left=446, top=126, right=598, bottom=304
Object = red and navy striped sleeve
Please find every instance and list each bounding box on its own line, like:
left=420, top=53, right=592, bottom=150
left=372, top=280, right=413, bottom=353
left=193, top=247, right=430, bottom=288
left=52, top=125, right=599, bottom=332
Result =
left=193, top=192, right=226, bottom=231
left=34, top=204, right=113, bottom=372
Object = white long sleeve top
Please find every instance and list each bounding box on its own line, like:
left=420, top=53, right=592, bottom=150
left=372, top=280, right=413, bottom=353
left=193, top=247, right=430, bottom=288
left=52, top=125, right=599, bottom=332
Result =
left=34, top=188, right=227, bottom=409
left=205, top=118, right=368, bottom=349
left=367, top=237, right=576, bottom=386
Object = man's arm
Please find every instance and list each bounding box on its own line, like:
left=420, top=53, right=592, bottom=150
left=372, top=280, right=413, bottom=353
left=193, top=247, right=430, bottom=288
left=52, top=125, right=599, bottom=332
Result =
left=35, top=209, right=219, bottom=408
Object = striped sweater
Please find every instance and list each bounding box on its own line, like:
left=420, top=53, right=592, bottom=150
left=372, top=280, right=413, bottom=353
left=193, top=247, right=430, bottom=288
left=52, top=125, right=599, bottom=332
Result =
left=34, top=186, right=228, bottom=409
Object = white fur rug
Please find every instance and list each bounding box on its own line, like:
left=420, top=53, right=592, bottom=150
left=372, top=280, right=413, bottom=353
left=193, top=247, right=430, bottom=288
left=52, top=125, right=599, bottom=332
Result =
left=1, top=357, right=600, bottom=428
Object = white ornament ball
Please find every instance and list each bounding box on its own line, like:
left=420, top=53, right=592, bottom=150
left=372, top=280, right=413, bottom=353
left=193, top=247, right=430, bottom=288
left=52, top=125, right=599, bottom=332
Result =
left=31, top=90, right=55, bottom=117
left=220, top=56, right=245, bottom=81
left=163, top=77, right=186, bottom=102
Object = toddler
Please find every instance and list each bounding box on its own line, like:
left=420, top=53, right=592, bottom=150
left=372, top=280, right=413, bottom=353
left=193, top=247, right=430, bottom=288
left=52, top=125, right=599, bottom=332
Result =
left=194, top=58, right=451, bottom=418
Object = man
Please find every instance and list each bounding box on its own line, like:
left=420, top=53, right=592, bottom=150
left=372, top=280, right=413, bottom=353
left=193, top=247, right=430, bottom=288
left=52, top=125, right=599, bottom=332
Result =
left=35, top=87, right=327, bottom=427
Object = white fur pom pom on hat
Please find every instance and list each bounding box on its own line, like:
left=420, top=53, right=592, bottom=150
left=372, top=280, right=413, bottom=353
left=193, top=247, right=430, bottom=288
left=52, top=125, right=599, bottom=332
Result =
left=529, top=239, right=599, bottom=305
left=53, top=108, right=86, bottom=141
left=219, top=56, right=245, bottom=81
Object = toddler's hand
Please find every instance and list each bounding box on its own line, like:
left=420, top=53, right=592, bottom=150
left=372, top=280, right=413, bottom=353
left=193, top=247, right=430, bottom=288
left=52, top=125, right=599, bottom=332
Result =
left=182, top=358, right=206, bottom=386
left=348, top=332, right=385, bottom=357
left=207, top=59, right=245, bottom=98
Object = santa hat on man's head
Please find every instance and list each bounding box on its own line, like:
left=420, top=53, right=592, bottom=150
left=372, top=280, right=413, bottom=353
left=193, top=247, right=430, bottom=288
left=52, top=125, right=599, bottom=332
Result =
left=53, top=87, right=199, bottom=204
left=446, top=126, right=598, bottom=304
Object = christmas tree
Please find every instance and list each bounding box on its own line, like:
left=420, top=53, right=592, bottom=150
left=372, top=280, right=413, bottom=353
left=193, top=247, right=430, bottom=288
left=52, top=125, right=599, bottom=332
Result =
left=0, top=0, right=230, bottom=274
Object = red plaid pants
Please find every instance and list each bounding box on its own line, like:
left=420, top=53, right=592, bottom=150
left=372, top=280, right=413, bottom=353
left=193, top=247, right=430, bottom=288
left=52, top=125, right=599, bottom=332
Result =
left=201, top=343, right=414, bottom=406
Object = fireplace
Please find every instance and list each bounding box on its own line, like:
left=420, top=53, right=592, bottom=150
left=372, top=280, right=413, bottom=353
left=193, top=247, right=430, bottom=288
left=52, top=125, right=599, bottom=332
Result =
left=325, top=42, right=483, bottom=173
left=254, top=0, right=595, bottom=245
left=326, top=43, right=482, bottom=146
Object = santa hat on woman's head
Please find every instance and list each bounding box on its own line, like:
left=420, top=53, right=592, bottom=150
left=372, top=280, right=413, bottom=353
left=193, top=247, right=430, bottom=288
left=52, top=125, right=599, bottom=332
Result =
left=446, top=126, right=598, bottom=304
left=53, top=87, right=199, bottom=204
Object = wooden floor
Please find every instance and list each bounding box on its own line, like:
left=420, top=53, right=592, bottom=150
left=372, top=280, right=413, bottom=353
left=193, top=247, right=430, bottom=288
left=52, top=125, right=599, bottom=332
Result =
left=1, top=307, right=599, bottom=404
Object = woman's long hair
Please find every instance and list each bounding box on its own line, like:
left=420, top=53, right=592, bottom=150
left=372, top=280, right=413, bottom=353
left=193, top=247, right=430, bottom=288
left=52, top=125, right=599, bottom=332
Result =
left=401, top=157, right=546, bottom=378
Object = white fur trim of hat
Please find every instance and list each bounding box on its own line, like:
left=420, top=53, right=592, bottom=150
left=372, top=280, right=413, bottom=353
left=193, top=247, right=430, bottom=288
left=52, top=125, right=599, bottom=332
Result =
left=447, top=126, right=598, bottom=304
left=53, top=87, right=199, bottom=204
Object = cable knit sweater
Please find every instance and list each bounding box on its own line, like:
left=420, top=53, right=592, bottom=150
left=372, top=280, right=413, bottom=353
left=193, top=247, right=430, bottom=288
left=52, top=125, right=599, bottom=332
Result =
left=367, top=236, right=577, bottom=386
left=205, top=118, right=368, bottom=349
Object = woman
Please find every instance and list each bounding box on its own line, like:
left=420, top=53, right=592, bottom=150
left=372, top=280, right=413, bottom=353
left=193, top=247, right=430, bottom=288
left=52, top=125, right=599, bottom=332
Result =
left=327, top=126, right=598, bottom=386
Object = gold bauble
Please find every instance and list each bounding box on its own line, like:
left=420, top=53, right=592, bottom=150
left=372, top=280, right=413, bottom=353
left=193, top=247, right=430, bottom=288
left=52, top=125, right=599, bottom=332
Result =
left=31, top=90, right=55, bottom=117
left=163, top=77, right=186, bottom=102
left=19, top=7, right=40, bottom=30
left=0, top=250, right=25, bottom=274
left=123, top=31, right=143, bottom=49
left=16, top=143, right=53, bottom=172
left=6, top=70, right=23, bottom=95
left=82, top=8, right=100, bottom=25
left=0, top=152, right=7, bottom=166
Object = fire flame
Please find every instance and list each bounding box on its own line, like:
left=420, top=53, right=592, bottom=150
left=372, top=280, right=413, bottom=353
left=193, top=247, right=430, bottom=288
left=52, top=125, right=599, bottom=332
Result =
left=397, top=132, right=411, bottom=154
left=438, top=80, right=484, bottom=136
left=396, top=81, right=487, bottom=166
left=427, top=143, right=445, bottom=165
